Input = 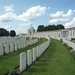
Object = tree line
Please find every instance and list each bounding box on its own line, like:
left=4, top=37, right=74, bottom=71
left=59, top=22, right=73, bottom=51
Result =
left=0, top=28, right=16, bottom=37
left=37, top=24, right=65, bottom=32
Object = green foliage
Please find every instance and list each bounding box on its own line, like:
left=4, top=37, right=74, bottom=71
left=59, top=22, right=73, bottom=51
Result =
left=71, top=38, right=75, bottom=41
left=0, top=28, right=9, bottom=36
left=60, top=39, right=63, bottom=43
left=10, top=30, right=16, bottom=37
left=37, top=25, right=44, bottom=32
left=0, top=28, right=16, bottom=37
left=37, top=24, right=65, bottom=32
left=71, top=38, right=75, bottom=43
left=63, top=43, right=68, bottom=47
left=57, top=24, right=65, bottom=29
left=68, top=47, right=73, bottom=50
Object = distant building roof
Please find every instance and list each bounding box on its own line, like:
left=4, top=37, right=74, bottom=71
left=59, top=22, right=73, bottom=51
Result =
left=28, top=26, right=35, bottom=32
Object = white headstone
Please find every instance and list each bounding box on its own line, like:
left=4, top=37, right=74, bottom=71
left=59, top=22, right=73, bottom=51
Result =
left=10, top=43, right=14, bottom=53
left=27, top=50, right=32, bottom=66
left=15, top=42, right=18, bottom=51
left=18, top=42, right=21, bottom=50
left=36, top=46, right=39, bottom=58
left=5, top=44, right=9, bottom=54
left=20, top=52, right=26, bottom=72
left=39, top=45, right=41, bottom=57
left=0, top=45, right=3, bottom=55
left=0, top=41, right=2, bottom=46
left=32, top=48, right=36, bottom=62
left=21, top=42, right=23, bottom=49
left=25, top=41, right=27, bottom=47
left=23, top=42, right=25, bottom=48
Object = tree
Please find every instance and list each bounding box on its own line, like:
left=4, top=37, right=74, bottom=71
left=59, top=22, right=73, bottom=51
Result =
left=47, top=25, right=52, bottom=30
left=57, top=24, right=65, bottom=29
left=37, top=24, right=65, bottom=32
left=51, top=25, right=57, bottom=30
left=0, top=28, right=9, bottom=36
left=37, top=25, right=44, bottom=32
left=44, top=26, right=48, bottom=31
left=10, top=30, right=16, bottom=37
left=6, top=31, right=9, bottom=36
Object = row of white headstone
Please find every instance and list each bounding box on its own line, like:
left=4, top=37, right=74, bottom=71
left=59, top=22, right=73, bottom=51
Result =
left=62, top=38, right=75, bottom=50
left=0, top=36, right=20, bottom=45
left=51, top=36, right=60, bottom=41
left=20, top=37, right=50, bottom=72
left=0, top=37, right=38, bottom=56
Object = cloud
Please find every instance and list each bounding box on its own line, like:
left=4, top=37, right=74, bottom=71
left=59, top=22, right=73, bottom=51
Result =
left=0, top=5, right=46, bottom=22
left=0, top=12, right=16, bottom=22
left=15, top=5, right=47, bottom=21
left=4, top=25, right=12, bottom=30
left=19, top=22, right=31, bottom=27
left=64, top=17, right=75, bottom=28
left=16, top=28, right=22, bottom=34
left=73, top=10, right=75, bottom=12
left=4, top=4, right=15, bottom=12
left=49, top=18, right=69, bottom=23
left=48, top=7, right=51, bottom=9
left=16, top=27, right=27, bottom=34
left=49, top=9, right=73, bottom=23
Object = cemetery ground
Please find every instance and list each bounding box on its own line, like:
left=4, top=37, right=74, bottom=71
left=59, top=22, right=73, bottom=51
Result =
left=22, top=38, right=75, bottom=75
left=0, top=38, right=47, bottom=75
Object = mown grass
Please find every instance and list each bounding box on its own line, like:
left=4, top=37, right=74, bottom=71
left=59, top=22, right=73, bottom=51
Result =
left=22, top=38, right=75, bottom=75
left=0, top=38, right=47, bottom=75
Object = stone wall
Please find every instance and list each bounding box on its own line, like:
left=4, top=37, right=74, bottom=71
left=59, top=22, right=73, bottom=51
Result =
left=33, top=30, right=61, bottom=40
left=27, top=27, right=75, bottom=41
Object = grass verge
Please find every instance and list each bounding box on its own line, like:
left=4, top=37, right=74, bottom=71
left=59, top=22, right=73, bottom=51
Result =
left=22, top=38, right=75, bottom=75
left=0, top=38, right=47, bottom=75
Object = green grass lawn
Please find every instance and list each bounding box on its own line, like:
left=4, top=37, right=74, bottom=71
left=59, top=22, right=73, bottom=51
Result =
left=22, top=38, right=75, bottom=75
left=0, top=38, right=47, bottom=75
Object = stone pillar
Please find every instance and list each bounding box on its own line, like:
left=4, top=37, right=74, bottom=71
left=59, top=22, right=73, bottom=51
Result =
left=20, top=52, right=26, bottom=72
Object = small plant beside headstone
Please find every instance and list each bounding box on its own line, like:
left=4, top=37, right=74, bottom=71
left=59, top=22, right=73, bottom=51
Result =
left=71, top=51, right=75, bottom=59
left=71, top=38, right=75, bottom=43
left=8, top=69, right=21, bottom=75
left=60, top=39, right=63, bottom=43
left=67, top=46, right=72, bottom=52
left=62, top=42, right=75, bottom=59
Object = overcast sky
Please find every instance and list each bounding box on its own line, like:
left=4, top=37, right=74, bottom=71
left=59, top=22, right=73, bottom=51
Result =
left=0, top=0, right=75, bottom=34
